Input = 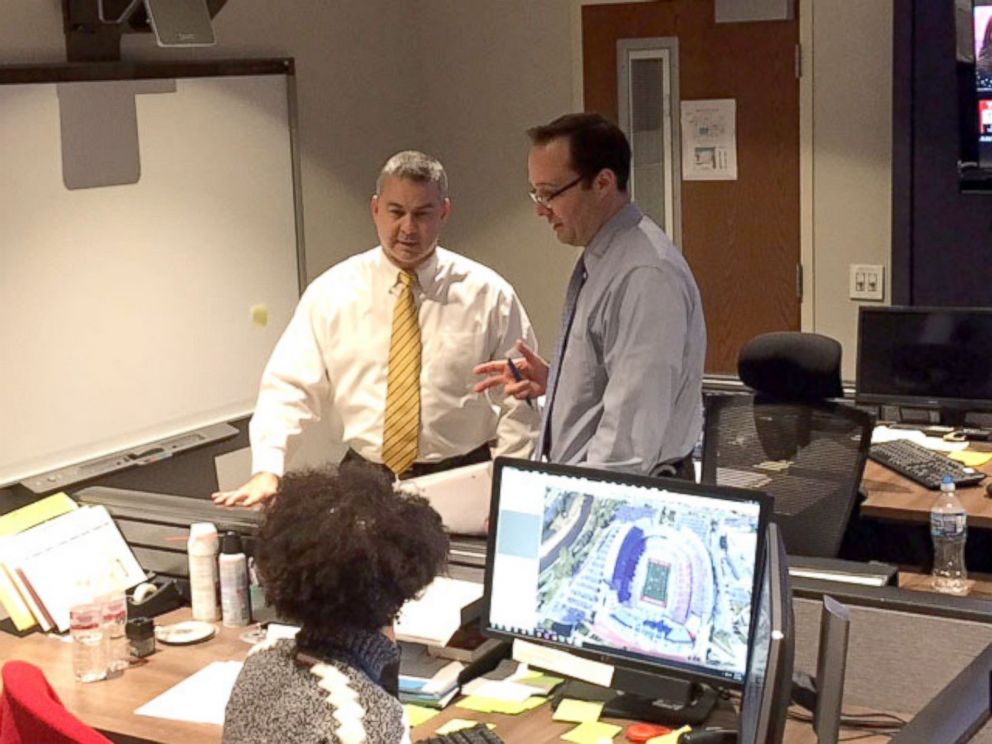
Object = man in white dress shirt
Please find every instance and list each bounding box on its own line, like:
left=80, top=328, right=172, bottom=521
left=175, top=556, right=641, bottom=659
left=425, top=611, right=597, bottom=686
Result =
left=214, top=151, right=538, bottom=506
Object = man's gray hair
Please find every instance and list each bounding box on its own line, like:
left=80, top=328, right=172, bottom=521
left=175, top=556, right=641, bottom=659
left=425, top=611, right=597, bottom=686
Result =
left=376, top=150, right=448, bottom=199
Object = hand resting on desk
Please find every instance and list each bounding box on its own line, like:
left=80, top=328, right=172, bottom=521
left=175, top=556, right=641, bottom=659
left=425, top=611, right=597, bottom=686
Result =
left=211, top=471, right=279, bottom=507
left=473, top=339, right=548, bottom=400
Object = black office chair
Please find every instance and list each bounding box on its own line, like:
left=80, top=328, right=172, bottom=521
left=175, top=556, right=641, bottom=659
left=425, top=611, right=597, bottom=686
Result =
left=701, top=332, right=874, bottom=557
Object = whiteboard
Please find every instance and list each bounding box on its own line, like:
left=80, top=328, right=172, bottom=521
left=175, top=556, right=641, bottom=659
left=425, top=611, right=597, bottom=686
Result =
left=0, top=64, right=303, bottom=487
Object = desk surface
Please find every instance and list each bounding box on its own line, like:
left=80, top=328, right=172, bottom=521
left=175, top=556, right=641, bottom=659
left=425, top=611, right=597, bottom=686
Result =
left=0, top=608, right=893, bottom=744
left=0, top=608, right=247, bottom=744
left=410, top=696, right=893, bottom=744
left=861, top=452, right=992, bottom=527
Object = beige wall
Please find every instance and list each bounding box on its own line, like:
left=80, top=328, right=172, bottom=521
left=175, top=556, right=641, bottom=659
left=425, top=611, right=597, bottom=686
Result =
left=415, top=0, right=580, bottom=350
left=804, top=0, right=893, bottom=379
left=414, top=0, right=895, bottom=376
left=1, top=0, right=893, bottom=375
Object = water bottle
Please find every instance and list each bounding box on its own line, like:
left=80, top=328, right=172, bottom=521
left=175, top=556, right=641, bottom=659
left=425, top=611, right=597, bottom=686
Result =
left=931, top=475, right=968, bottom=594
left=69, top=577, right=108, bottom=683
left=101, top=576, right=129, bottom=675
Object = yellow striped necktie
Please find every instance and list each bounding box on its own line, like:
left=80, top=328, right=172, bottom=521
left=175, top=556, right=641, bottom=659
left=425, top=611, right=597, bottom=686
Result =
left=382, top=270, right=421, bottom=475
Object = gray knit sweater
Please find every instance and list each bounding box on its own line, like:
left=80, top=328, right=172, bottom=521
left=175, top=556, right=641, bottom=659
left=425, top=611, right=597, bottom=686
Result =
left=223, top=628, right=410, bottom=744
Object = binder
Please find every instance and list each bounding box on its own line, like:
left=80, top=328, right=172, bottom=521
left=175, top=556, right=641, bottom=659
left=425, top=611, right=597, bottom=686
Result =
left=0, top=492, right=78, bottom=632
left=1, top=504, right=146, bottom=632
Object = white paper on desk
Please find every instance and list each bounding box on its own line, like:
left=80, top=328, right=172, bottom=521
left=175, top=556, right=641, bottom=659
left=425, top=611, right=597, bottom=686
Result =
left=135, top=660, right=243, bottom=725
left=512, top=639, right=615, bottom=689
left=872, top=426, right=969, bottom=453
left=460, top=679, right=543, bottom=702
left=394, top=575, right=483, bottom=646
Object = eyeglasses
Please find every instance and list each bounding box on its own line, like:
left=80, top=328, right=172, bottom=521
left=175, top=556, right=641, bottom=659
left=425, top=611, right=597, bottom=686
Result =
left=528, top=175, right=584, bottom=208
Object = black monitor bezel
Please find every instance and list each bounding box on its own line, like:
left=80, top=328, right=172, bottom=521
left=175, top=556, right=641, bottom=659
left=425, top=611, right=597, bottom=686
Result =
left=738, top=522, right=794, bottom=744
left=855, top=305, right=992, bottom=417
left=483, top=456, right=772, bottom=691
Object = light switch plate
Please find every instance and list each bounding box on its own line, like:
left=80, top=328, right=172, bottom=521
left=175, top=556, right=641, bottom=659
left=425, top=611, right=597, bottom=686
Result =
left=850, top=264, right=885, bottom=301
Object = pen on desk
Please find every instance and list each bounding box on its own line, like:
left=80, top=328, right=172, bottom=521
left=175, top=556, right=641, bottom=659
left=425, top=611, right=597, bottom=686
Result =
left=505, top=357, right=535, bottom=409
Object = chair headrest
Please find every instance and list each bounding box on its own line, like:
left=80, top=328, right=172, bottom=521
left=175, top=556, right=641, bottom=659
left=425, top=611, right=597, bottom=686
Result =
left=738, top=332, right=843, bottom=401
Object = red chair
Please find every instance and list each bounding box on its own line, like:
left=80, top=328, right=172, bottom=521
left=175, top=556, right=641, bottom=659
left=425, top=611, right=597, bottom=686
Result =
left=0, top=661, right=112, bottom=744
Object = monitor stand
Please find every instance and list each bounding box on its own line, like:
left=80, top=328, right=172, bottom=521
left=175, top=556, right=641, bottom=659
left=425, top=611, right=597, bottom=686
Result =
left=553, top=678, right=718, bottom=726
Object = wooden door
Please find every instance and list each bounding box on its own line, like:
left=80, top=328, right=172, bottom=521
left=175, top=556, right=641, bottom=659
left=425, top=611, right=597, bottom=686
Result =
left=583, top=1, right=800, bottom=374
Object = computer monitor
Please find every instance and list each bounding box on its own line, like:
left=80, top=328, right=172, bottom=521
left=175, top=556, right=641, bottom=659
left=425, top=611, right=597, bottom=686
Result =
left=738, top=522, right=794, bottom=744
left=958, top=0, right=992, bottom=187
left=483, top=457, right=770, bottom=722
left=856, top=306, right=992, bottom=426
left=973, top=2, right=992, bottom=166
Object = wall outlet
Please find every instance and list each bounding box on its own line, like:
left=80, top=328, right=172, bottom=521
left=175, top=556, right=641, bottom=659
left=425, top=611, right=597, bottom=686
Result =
left=849, top=264, right=885, bottom=301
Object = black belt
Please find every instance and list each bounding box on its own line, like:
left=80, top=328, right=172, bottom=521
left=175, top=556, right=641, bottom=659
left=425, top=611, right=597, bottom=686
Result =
left=341, top=443, right=491, bottom=480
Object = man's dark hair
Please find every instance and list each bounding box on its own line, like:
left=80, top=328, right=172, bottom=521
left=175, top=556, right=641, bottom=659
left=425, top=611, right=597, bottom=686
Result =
left=527, top=112, right=631, bottom=192
left=255, top=465, right=449, bottom=631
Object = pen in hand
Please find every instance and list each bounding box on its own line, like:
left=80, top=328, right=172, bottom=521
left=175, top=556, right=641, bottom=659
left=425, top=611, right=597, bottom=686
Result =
left=506, top=357, right=535, bottom=409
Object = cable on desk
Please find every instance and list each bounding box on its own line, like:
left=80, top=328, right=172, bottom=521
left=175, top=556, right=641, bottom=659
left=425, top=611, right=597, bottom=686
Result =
left=787, top=705, right=906, bottom=735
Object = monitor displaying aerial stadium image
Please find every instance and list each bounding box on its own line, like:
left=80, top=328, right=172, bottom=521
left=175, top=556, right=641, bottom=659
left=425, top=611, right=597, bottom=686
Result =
left=484, top=458, right=770, bottom=687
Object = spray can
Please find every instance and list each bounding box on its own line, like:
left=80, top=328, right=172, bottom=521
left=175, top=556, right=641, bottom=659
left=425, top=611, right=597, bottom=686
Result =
left=219, top=531, right=250, bottom=626
left=188, top=522, right=220, bottom=621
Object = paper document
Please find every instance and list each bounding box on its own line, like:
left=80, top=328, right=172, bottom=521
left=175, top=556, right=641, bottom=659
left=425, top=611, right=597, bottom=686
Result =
left=0, top=492, right=77, bottom=537
left=135, top=660, right=243, bottom=725
left=681, top=99, right=738, bottom=180
left=512, top=639, right=614, bottom=689
left=560, top=721, right=623, bottom=744
left=396, top=461, right=492, bottom=535
left=1, top=505, right=145, bottom=632
left=459, top=679, right=542, bottom=703
left=949, top=450, right=992, bottom=467
left=872, top=426, right=968, bottom=453
left=0, top=493, right=79, bottom=629
left=395, top=576, right=483, bottom=646
left=553, top=699, right=605, bottom=723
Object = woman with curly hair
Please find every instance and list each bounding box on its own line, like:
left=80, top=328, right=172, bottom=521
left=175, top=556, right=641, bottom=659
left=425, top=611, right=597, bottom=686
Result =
left=223, top=464, right=449, bottom=744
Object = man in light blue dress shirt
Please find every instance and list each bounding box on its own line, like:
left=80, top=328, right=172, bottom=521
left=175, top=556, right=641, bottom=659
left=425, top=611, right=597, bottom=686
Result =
left=475, top=113, right=705, bottom=477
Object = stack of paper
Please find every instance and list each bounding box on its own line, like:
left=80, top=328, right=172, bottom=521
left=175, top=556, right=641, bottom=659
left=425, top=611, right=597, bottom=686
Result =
left=0, top=493, right=78, bottom=631
left=0, top=500, right=145, bottom=632
left=398, top=641, right=464, bottom=708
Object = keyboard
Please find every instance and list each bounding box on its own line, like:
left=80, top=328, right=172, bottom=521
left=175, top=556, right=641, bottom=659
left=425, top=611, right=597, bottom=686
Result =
left=417, top=723, right=505, bottom=744
left=869, top=439, right=987, bottom=490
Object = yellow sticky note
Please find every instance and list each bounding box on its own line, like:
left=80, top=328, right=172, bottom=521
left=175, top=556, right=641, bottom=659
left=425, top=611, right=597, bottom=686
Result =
left=949, top=450, right=992, bottom=467
left=456, top=696, right=546, bottom=715
left=0, top=493, right=77, bottom=537
left=647, top=724, right=692, bottom=744
left=560, top=720, right=623, bottom=743
left=456, top=696, right=504, bottom=713
left=435, top=720, right=497, bottom=735
left=521, top=696, right=547, bottom=711
left=250, top=303, right=269, bottom=327
left=552, top=699, right=604, bottom=723
left=403, top=704, right=439, bottom=727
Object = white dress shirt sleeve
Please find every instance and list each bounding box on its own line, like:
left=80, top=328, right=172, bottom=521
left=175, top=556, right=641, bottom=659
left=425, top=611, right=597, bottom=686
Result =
left=249, top=288, right=333, bottom=477
left=487, top=286, right=541, bottom=459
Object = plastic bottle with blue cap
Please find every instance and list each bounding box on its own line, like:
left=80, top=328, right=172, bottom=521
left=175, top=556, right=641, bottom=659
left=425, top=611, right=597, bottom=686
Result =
left=931, top=474, right=968, bottom=594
